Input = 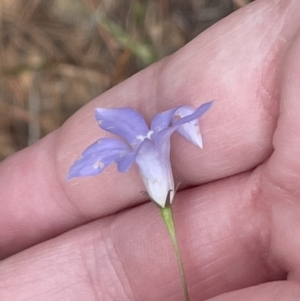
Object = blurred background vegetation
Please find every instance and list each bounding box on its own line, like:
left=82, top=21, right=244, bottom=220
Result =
left=0, top=0, right=253, bottom=161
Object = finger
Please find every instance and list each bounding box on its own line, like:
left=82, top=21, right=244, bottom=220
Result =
left=1, top=0, right=300, bottom=258
left=264, top=28, right=300, bottom=197
left=259, top=30, right=300, bottom=280
left=0, top=174, right=286, bottom=301
left=206, top=281, right=300, bottom=301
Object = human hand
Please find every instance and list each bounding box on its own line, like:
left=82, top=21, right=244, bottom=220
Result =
left=1, top=0, right=300, bottom=300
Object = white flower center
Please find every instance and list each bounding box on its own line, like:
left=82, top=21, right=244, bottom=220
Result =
left=136, top=130, right=153, bottom=142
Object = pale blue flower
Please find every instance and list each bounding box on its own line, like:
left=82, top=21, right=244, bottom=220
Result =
left=68, top=101, right=213, bottom=207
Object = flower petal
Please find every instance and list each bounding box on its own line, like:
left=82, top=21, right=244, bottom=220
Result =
left=151, top=101, right=213, bottom=149
left=67, top=138, right=131, bottom=180
left=173, top=101, right=213, bottom=127
left=117, top=150, right=137, bottom=172
left=151, top=101, right=213, bottom=147
left=172, top=106, right=203, bottom=148
left=135, top=138, right=174, bottom=207
left=150, top=107, right=178, bottom=132
left=168, top=101, right=213, bottom=148
left=95, top=108, right=149, bottom=146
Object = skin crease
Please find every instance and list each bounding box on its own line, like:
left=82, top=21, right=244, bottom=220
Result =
left=1, top=0, right=300, bottom=299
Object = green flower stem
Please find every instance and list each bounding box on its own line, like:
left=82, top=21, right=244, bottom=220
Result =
left=160, top=205, right=189, bottom=301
